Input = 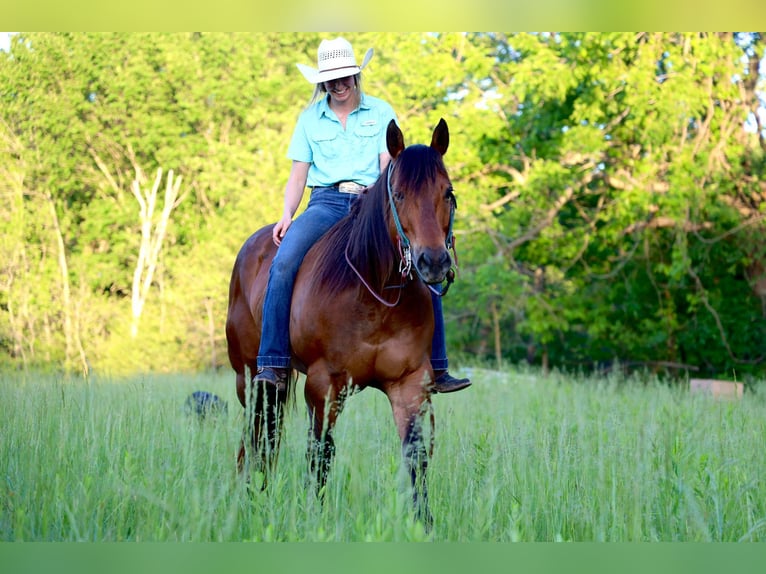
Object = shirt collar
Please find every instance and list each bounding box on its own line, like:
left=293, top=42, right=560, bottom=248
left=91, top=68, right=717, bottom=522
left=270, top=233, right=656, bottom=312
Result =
left=318, top=93, right=370, bottom=119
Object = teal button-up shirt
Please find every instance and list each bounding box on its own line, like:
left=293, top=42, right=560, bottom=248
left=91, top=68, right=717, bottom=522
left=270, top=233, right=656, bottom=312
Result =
left=287, top=93, right=398, bottom=188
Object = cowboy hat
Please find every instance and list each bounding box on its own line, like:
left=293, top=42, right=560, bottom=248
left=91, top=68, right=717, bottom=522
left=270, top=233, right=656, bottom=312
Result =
left=296, top=37, right=374, bottom=84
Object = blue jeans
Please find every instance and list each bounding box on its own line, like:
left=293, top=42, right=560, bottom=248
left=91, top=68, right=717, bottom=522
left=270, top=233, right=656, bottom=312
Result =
left=257, top=186, right=450, bottom=371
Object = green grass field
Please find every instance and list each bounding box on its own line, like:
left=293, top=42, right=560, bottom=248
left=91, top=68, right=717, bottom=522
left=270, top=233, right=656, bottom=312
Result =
left=2, top=367, right=765, bottom=542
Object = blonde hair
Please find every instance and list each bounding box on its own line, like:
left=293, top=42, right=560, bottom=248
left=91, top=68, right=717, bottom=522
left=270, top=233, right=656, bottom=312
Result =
left=307, top=73, right=363, bottom=109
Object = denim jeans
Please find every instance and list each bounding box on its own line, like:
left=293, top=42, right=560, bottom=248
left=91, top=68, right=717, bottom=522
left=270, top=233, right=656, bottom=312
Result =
left=257, top=186, right=450, bottom=371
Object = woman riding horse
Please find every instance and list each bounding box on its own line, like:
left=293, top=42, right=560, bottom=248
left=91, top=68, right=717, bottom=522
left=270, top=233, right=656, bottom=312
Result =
left=254, top=36, right=470, bottom=395
left=227, top=116, right=459, bottom=527
left=226, top=37, right=469, bottom=527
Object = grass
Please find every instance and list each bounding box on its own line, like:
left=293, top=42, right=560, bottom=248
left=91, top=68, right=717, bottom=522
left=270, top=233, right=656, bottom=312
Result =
left=2, top=367, right=766, bottom=541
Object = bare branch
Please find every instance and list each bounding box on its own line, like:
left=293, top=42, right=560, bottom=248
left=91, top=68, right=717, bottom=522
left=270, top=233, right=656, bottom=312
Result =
left=130, top=167, right=184, bottom=338
left=482, top=190, right=520, bottom=212
left=691, top=213, right=766, bottom=245
left=87, top=146, right=122, bottom=195
left=505, top=186, right=575, bottom=251
left=688, top=265, right=765, bottom=365
left=605, top=170, right=669, bottom=193
left=480, top=157, right=531, bottom=211
left=624, top=216, right=713, bottom=234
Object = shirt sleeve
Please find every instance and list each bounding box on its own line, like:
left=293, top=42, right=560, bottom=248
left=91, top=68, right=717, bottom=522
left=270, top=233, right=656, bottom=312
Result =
left=287, top=111, right=312, bottom=163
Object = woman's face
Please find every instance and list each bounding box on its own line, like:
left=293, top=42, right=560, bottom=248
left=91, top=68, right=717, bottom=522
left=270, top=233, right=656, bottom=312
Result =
left=323, top=75, right=356, bottom=104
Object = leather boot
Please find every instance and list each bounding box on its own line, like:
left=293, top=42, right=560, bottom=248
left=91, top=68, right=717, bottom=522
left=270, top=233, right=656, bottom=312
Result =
left=254, top=366, right=289, bottom=392
left=432, top=370, right=471, bottom=393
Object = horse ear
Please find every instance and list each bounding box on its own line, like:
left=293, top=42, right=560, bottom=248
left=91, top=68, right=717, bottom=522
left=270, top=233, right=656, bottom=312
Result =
left=430, top=118, right=449, bottom=156
left=386, top=119, right=405, bottom=160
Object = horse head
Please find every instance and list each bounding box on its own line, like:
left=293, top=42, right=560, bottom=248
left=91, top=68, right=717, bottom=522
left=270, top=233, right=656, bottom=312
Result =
left=385, top=119, right=455, bottom=285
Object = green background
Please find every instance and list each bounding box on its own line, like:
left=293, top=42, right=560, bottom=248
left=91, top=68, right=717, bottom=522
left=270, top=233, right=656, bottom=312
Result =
left=5, top=0, right=766, bottom=31
left=4, top=1, right=766, bottom=571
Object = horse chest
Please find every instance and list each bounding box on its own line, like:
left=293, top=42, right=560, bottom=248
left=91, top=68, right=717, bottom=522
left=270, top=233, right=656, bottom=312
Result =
left=291, top=288, right=431, bottom=368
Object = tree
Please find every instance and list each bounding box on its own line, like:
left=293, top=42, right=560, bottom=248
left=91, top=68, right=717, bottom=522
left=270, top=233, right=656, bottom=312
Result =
left=0, top=32, right=764, bottom=378
left=450, top=32, right=766, bottom=377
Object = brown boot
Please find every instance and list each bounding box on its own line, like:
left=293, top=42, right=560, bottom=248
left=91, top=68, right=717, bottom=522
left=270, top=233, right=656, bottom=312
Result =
left=432, top=370, right=471, bottom=394
left=254, top=366, right=289, bottom=392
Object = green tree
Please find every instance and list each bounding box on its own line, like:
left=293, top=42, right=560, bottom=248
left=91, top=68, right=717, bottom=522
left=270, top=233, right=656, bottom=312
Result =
left=450, top=32, right=766, bottom=378
left=1, top=32, right=764, bottom=379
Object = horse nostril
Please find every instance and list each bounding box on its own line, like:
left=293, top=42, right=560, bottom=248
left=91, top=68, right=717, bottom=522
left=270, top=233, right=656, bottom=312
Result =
left=416, top=249, right=452, bottom=281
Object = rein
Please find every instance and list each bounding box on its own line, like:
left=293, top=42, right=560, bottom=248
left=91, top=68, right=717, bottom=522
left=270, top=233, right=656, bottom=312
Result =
left=344, top=243, right=404, bottom=308
left=345, top=161, right=458, bottom=306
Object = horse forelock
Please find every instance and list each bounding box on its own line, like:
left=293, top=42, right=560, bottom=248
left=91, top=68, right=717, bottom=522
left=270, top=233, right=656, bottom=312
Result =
left=393, top=144, right=449, bottom=192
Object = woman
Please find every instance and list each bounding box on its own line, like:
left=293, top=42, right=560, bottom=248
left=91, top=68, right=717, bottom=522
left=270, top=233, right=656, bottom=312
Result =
left=255, top=36, right=470, bottom=394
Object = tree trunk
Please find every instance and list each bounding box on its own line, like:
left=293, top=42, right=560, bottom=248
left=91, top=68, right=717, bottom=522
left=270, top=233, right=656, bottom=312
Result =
left=491, top=301, right=502, bottom=369
left=205, top=297, right=217, bottom=370
left=46, top=193, right=88, bottom=375
left=130, top=167, right=183, bottom=338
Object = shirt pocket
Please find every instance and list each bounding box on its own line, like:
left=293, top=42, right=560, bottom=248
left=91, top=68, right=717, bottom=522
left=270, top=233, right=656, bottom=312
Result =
left=354, top=123, right=383, bottom=155
left=312, top=129, right=340, bottom=160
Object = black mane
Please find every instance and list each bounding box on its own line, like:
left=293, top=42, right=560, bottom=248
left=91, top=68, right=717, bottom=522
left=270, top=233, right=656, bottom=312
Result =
left=312, top=143, right=449, bottom=297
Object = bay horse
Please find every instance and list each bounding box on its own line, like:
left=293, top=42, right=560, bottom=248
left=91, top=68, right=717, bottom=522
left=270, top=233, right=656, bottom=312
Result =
left=225, top=119, right=457, bottom=526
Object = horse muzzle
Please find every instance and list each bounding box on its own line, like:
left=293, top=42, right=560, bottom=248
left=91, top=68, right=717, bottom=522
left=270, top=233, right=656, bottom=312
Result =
left=413, top=247, right=452, bottom=284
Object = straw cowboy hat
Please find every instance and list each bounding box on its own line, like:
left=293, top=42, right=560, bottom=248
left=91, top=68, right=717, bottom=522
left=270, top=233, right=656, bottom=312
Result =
left=296, top=37, right=374, bottom=84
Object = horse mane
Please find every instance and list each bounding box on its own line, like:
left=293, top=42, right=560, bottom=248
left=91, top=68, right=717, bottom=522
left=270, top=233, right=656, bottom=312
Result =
left=313, top=143, right=449, bottom=297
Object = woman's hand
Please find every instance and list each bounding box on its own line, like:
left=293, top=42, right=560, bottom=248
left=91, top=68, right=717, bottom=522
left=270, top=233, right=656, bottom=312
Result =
left=273, top=161, right=310, bottom=247
left=272, top=213, right=292, bottom=247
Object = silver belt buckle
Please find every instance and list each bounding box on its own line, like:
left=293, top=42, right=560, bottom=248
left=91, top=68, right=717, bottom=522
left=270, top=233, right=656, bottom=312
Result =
left=338, top=181, right=364, bottom=194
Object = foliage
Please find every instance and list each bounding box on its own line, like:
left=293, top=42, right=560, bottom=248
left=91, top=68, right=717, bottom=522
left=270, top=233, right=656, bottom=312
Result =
left=0, top=32, right=764, bottom=377
left=452, top=32, right=766, bottom=378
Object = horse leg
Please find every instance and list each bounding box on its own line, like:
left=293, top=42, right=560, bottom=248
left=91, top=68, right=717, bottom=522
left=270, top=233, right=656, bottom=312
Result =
left=386, top=373, right=435, bottom=529
left=235, top=368, right=248, bottom=473
left=304, top=370, right=346, bottom=500
left=241, top=369, right=288, bottom=488
left=234, top=360, right=256, bottom=476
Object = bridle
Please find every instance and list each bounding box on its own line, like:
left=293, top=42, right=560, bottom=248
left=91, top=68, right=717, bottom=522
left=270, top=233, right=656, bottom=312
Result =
left=345, top=161, right=458, bottom=308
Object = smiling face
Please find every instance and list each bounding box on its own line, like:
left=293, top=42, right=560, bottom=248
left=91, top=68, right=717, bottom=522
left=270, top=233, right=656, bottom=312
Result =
left=322, top=75, right=359, bottom=107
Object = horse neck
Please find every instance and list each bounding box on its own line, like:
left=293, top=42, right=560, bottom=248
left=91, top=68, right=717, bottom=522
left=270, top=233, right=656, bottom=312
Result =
left=346, top=179, right=400, bottom=290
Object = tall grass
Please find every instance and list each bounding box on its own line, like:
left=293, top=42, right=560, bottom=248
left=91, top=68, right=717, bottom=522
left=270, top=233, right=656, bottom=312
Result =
left=2, top=368, right=765, bottom=541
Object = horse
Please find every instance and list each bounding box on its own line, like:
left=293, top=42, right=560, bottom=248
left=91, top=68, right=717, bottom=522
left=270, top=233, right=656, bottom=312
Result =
left=225, top=118, right=457, bottom=527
